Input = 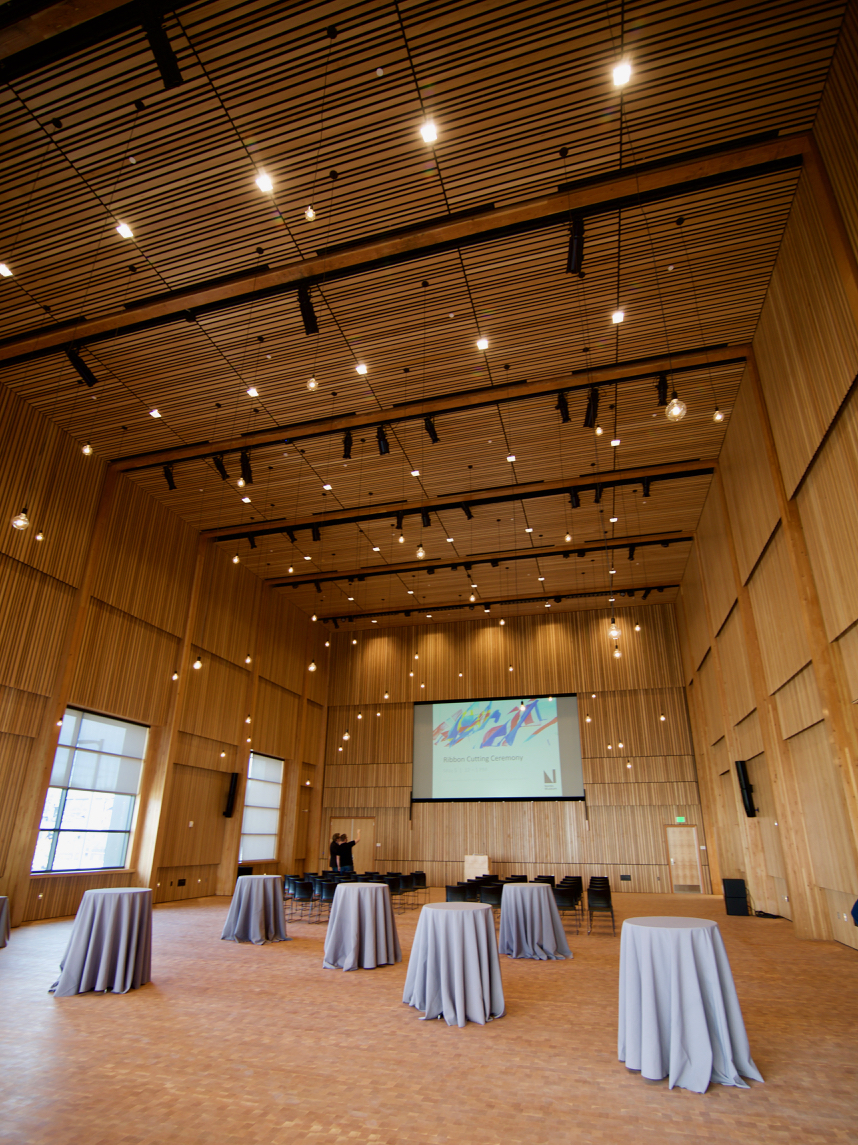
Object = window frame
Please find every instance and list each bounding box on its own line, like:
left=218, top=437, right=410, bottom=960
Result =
left=238, top=751, right=285, bottom=864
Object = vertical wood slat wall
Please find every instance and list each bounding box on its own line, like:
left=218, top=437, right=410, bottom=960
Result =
left=676, top=5, right=858, bottom=950
left=322, top=605, right=710, bottom=892
left=0, top=390, right=330, bottom=923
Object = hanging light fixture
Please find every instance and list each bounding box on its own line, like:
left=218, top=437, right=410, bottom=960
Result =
left=613, top=644, right=622, bottom=659
left=713, top=407, right=725, bottom=422
left=416, top=544, right=425, bottom=559
left=192, top=656, right=202, bottom=669
left=608, top=618, right=621, bottom=640
left=665, top=390, right=687, bottom=421
left=11, top=508, right=30, bottom=531
left=35, top=529, right=44, bottom=541
left=82, top=442, right=93, bottom=456
left=342, top=730, right=350, bottom=741
left=171, top=671, right=179, bottom=681
left=307, top=377, right=318, bottom=390
left=308, top=660, right=317, bottom=672
left=304, top=205, right=316, bottom=221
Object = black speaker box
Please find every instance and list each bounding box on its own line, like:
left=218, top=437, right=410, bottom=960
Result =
left=223, top=771, right=239, bottom=817
left=722, top=878, right=746, bottom=897
left=725, top=897, right=750, bottom=916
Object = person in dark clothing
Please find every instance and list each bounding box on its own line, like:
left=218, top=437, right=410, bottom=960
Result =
left=337, top=829, right=361, bottom=873
left=329, top=832, right=342, bottom=871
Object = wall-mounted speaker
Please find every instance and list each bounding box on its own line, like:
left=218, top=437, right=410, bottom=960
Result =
left=223, top=771, right=239, bottom=818
left=735, top=759, right=756, bottom=818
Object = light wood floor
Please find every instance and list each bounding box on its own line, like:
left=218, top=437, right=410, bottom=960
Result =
left=0, top=890, right=855, bottom=1144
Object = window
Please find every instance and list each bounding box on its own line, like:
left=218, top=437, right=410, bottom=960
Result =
left=239, top=752, right=284, bottom=863
left=32, top=708, right=148, bottom=873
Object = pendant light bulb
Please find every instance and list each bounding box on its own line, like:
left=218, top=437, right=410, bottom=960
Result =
left=171, top=671, right=179, bottom=681
left=565, top=533, right=572, bottom=542
left=307, top=377, right=318, bottom=391
left=192, top=656, right=202, bottom=670
left=612, top=60, right=632, bottom=86
left=11, top=509, right=29, bottom=531
left=665, top=392, right=687, bottom=422
left=35, top=530, right=44, bottom=541
left=416, top=544, right=425, bottom=559
left=237, top=477, right=246, bottom=489
left=304, top=205, right=316, bottom=221
left=613, top=644, right=622, bottom=659
left=398, top=533, right=405, bottom=544
left=595, top=426, right=603, bottom=436
left=232, top=554, right=240, bottom=564
left=713, top=407, right=725, bottom=423
left=342, top=730, right=350, bottom=741
left=82, top=442, right=93, bottom=456
left=608, top=619, right=621, bottom=640
left=469, top=593, right=476, bottom=602
left=308, top=660, right=317, bottom=672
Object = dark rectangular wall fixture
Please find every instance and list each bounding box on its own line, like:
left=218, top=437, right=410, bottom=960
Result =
left=223, top=772, right=239, bottom=817
left=735, top=760, right=756, bottom=817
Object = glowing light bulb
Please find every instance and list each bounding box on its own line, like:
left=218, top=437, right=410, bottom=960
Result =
left=420, top=120, right=437, bottom=143
left=660, top=713, right=666, bottom=722
left=11, top=509, right=29, bottom=531
left=635, top=623, right=641, bottom=632
left=308, top=660, right=317, bottom=672
left=665, top=393, right=687, bottom=421
left=608, top=620, right=620, bottom=640
left=508, top=664, right=513, bottom=672
left=324, top=640, right=330, bottom=647
left=304, top=205, right=316, bottom=221
left=236, top=477, right=245, bottom=488
left=613, top=646, right=622, bottom=659
left=35, top=530, right=44, bottom=541
left=416, top=544, right=425, bottom=559
left=398, top=534, right=405, bottom=544
left=565, top=533, right=572, bottom=542
left=82, top=442, right=93, bottom=456
left=245, top=655, right=252, bottom=664
left=611, top=309, right=624, bottom=324
left=714, top=407, right=725, bottom=423
left=172, top=672, right=179, bottom=681
left=342, top=731, right=350, bottom=741
left=469, top=594, right=476, bottom=602
left=595, top=426, right=603, bottom=436
left=255, top=172, right=273, bottom=193
left=311, top=613, right=317, bottom=621
left=585, top=715, right=591, bottom=723
left=193, top=656, right=202, bottom=669
left=613, top=60, right=632, bottom=86
left=116, top=222, right=133, bottom=239
left=232, top=554, right=240, bottom=564
left=384, top=691, right=389, bottom=699
left=499, top=619, right=505, bottom=626
left=307, top=377, right=318, bottom=390
left=245, top=715, right=251, bottom=724
left=288, top=565, right=294, bottom=573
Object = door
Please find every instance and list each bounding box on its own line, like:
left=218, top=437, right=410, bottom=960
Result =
left=329, top=817, right=376, bottom=872
left=665, top=825, right=703, bottom=892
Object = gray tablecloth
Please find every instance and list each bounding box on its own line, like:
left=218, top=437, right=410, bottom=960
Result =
left=498, top=882, right=572, bottom=960
left=221, top=875, right=288, bottom=944
left=323, top=882, right=401, bottom=970
left=0, top=896, right=9, bottom=949
left=618, top=917, right=764, bottom=1093
left=50, top=888, right=152, bottom=997
left=403, top=903, right=505, bottom=1027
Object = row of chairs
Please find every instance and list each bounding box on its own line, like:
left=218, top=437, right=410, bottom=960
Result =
left=285, top=871, right=428, bottom=922
left=444, top=874, right=615, bottom=935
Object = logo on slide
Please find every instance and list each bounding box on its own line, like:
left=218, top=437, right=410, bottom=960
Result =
left=543, top=769, right=557, bottom=788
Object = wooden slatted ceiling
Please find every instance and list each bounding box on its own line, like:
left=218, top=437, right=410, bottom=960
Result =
left=0, top=0, right=846, bottom=627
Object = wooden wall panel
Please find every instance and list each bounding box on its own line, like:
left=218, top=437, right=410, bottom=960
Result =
left=325, top=763, right=412, bottom=788
left=754, top=173, right=858, bottom=496
left=194, top=548, right=261, bottom=668
left=774, top=664, right=824, bottom=740
left=744, top=752, right=786, bottom=884
left=733, top=710, right=763, bottom=761
left=797, top=387, right=858, bottom=640
left=154, top=864, right=220, bottom=903
left=788, top=721, right=858, bottom=894
left=178, top=651, right=249, bottom=743
left=94, top=476, right=197, bottom=637
left=579, top=688, right=692, bottom=758
left=175, top=731, right=239, bottom=774
left=696, top=486, right=738, bottom=632
left=719, top=373, right=780, bottom=582
left=697, top=652, right=724, bottom=745
left=254, top=677, right=300, bottom=760
left=257, top=593, right=308, bottom=695
left=714, top=739, right=746, bottom=879
left=23, top=869, right=134, bottom=922
left=674, top=594, right=695, bottom=686
left=716, top=606, right=755, bottom=726
left=304, top=699, right=325, bottom=764
left=834, top=623, right=858, bottom=702
left=748, top=526, right=811, bottom=693
left=585, top=781, right=700, bottom=806
left=813, top=0, right=858, bottom=271
left=159, top=763, right=232, bottom=868
left=326, top=703, right=412, bottom=767
left=678, top=546, right=710, bottom=671
left=0, top=733, right=35, bottom=879
left=0, top=558, right=74, bottom=696
left=69, top=599, right=178, bottom=726
left=582, top=755, right=696, bottom=783
left=0, top=686, right=46, bottom=737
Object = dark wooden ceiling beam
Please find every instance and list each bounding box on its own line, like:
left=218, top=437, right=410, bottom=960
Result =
left=203, top=460, right=715, bottom=544
left=314, top=584, right=679, bottom=625
left=263, top=531, right=694, bottom=589
left=112, top=346, right=743, bottom=473
left=0, top=132, right=807, bottom=365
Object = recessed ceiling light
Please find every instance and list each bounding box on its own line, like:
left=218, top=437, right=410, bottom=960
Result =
left=348, top=596, right=354, bottom=601
left=610, top=516, right=618, bottom=522
left=538, top=576, right=545, bottom=581
left=471, top=583, right=477, bottom=588
left=476, top=336, right=489, bottom=351
left=246, top=386, right=258, bottom=397
left=355, top=362, right=368, bottom=375
left=372, top=546, right=380, bottom=552
left=323, top=483, right=332, bottom=490
left=411, top=469, right=420, bottom=477
left=304, top=555, right=311, bottom=560
left=610, top=438, right=620, bottom=447
left=0, top=263, right=12, bottom=277
left=241, top=496, right=251, bottom=503
left=255, top=172, right=273, bottom=193
left=611, top=310, right=624, bottom=324
left=420, top=120, right=437, bottom=143
left=407, top=590, right=414, bottom=594
left=446, top=537, right=454, bottom=543
left=149, top=408, right=161, bottom=418
left=525, top=527, right=533, bottom=533
left=609, top=567, right=616, bottom=574
left=506, top=453, right=516, bottom=462
left=116, top=222, right=133, bottom=239
left=371, top=618, right=377, bottom=623
left=612, top=61, right=632, bottom=86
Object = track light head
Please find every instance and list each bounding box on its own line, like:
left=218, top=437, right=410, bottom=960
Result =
left=583, top=385, right=599, bottom=429
left=342, top=429, right=353, bottom=459
left=239, top=450, right=253, bottom=486
left=285, top=528, right=296, bottom=543
left=424, top=416, right=439, bottom=444
left=395, top=511, right=405, bottom=530
left=297, top=284, right=319, bottom=335
left=212, top=453, right=229, bottom=481
left=247, top=534, right=256, bottom=549
left=569, top=488, right=580, bottom=509
left=566, top=215, right=585, bottom=276
left=556, top=392, right=570, bottom=423
left=656, top=373, right=669, bottom=406
left=462, top=503, right=473, bottom=520
left=162, top=463, right=176, bottom=490
left=311, top=525, right=321, bottom=542
left=642, top=477, right=651, bottom=498
left=642, top=587, right=651, bottom=600
left=421, top=508, right=431, bottom=528
left=376, top=425, right=390, bottom=456
left=628, top=545, right=636, bottom=561
left=66, top=347, right=98, bottom=388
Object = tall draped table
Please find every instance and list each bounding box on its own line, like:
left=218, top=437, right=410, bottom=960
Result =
left=0, top=895, right=9, bottom=949
left=221, top=875, right=288, bottom=944
left=323, top=882, right=401, bottom=971
left=50, top=888, right=152, bottom=997
left=498, top=881, right=572, bottom=960
left=618, top=917, right=764, bottom=1094
left=403, top=903, right=505, bottom=1027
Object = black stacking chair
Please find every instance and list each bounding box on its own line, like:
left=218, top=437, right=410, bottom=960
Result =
left=289, top=880, right=315, bottom=921
left=398, top=873, right=416, bottom=908
left=478, top=883, right=503, bottom=924
left=552, top=886, right=581, bottom=934
left=504, top=874, right=527, bottom=883
left=587, top=885, right=615, bottom=935
left=533, top=874, right=555, bottom=887
left=446, top=884, right=467, bottom=902
left=317, top=880, right=337, bottom=921
left=458, top=881, right=480, bottom=902
left=412, top=871, right=429, bottom=903
left=383, top=874, right=406, bottom=911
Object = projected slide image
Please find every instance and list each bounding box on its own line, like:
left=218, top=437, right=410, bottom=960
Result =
left=431, top=697, right=561, bottom=798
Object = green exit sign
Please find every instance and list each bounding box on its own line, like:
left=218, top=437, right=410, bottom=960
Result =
left=675, top=816, right=686, bottom=823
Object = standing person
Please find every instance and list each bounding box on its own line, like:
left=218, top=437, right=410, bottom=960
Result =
left=337, top=829, right=361, bottom=873
left=329, top=832, right=342, bottom=871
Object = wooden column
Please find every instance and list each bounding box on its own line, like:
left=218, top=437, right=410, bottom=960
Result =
left=135, top=536, right=208, bottom=891
left=746, top=349, right=858, bottom=884
left=714, top=470, right=829, bottom=938
left=5, top=464, right=119, bottom=925
left=692, top=539, right=772, bottom=911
